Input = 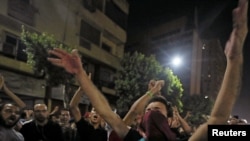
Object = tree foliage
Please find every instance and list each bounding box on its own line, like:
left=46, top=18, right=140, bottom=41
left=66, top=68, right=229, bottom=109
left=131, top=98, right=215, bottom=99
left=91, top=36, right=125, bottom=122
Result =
left=20, top=26, right=74, bottom=86
left=115, top=51, right=184, bottom=112
left=182, top=94, right=214, bottom=126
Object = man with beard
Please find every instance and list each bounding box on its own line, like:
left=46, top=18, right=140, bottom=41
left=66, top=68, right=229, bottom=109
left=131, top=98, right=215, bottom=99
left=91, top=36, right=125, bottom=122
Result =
left=0, top=103, right=24, bottom=141
left=20, top=103, right=64, bottom=141
left=0, top=75, right=26, bottom=141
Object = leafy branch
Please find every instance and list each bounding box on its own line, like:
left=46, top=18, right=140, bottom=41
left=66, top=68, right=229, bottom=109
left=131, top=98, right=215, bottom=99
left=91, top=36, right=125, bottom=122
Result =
left=21, top=26, right=74, bottom=86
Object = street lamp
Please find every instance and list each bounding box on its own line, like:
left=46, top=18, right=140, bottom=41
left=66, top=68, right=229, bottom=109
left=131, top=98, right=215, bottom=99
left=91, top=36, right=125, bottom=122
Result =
left=171, top=56, right=182, bottom=67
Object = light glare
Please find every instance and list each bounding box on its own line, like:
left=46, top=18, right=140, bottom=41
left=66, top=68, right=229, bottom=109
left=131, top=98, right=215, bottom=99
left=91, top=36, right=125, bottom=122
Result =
left=172, top=56, right=182, bottom=67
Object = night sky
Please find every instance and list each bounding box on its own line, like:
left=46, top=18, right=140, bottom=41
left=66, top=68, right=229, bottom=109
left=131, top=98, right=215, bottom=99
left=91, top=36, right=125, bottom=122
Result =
left=127, top=0, right=250, bottom=122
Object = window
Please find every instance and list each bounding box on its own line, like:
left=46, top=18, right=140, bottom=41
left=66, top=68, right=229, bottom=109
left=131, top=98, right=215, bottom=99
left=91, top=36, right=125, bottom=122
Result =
left=105, top=0, right=127, bottom=30
left=98, top=66, right=115, bottom=88
left=80, top=20, right=101, bottom=48
left=101, top=43, right=111, bottom=53
left=8, top=0, right=36, bottom=26
left=0, top=33, right=27, bottom=62
left=79, top=38, right=91, bottom=50
left=82, top=0, right=96, bottom=12
left=95, top=0, right=104, bottom=11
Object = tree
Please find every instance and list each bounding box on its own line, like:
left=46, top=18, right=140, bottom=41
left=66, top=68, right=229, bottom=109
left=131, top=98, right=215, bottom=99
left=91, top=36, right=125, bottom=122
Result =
left=20, top=26, right=75, bottom=107
left=182, top=94, right=214, bottom=127
left=115, top=51, right=184, bottom=112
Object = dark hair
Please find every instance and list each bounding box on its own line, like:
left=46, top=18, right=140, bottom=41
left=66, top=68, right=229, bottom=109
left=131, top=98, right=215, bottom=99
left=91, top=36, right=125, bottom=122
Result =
left=0, top=102, right=19, bottom=111
left=20, top=111, right=27, bottom=119
left=60, top=108, right=70, bottom=112
left=0, top=102, right=22, bottom=117
left=145, top=96, right=173, bottom=117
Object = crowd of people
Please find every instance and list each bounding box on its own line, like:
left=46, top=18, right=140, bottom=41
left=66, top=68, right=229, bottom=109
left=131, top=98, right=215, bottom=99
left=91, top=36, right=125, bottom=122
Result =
left=0, top=0, right=248, bottom=140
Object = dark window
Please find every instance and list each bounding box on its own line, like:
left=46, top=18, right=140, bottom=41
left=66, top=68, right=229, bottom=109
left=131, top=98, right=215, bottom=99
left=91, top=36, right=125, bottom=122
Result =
left=1, top=35, right=17, bottom=58
left=95, top=0, right=104, bottom=11
left=79, top=38, right=91, bottom=50
left=1, top=42, right=16, bottom=58
left=100, top=69, right=111, bottom=82
left=82, top=0, right=96, bottom=12
left=96, top=66, right=115, bottom=89
left=0, top=33, right=27, bottom=62
left=102, top=43, right=111, bottom=53
left=105, top=1, right=127, bottom=30
left=7, top=0, right=36, bottom=26
left=16, top=42, right=27, bottom=61
left=80, top=20, right=101, bottom=47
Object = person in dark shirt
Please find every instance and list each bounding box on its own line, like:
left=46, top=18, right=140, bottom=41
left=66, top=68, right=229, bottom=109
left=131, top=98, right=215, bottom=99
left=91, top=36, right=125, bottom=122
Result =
left=58, top=108, right=78, bottom=141
left=69, top=77, right=107, bottom=141
left=75, top=114, right=107, bottom=141
left=20, top=103, right=64, bottom=141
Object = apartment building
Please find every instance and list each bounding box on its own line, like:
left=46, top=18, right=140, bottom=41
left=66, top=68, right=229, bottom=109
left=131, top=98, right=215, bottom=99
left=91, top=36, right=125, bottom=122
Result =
left=0, top=0, right=129, bottom=111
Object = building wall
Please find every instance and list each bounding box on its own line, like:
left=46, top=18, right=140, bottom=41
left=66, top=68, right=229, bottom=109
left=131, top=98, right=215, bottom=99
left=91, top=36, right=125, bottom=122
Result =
left=0, top=0, right=128, bottom=108
left=200, top=39, right=226, bottom=99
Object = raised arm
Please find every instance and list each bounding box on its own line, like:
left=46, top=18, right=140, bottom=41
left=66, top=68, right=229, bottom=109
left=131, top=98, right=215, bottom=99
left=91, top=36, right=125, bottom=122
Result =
left=50, top=106, right=59, bottom=115
left=189, top=0, right=248, bottom=140
left=0, top=75, right=26, bottom=109
left=123, top=80, right=164, bottom=126
left=47, top=49, right=130, bottom=139
left=69, top=73, right=91, bottom=122
left=172, top=106, right=192, bottom=135
left=69, top=87, right=83, bottom=122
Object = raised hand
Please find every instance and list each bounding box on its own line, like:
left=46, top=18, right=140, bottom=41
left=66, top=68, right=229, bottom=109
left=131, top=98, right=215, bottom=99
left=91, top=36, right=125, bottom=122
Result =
left=172, top=106, right=180, bottom=117
left=189, top=1, right=248, bottom=140
left=148, top=80, right=164, bottom=95
left=148, top=80, right=156, bottom=90
left=47, top=48, right=84, bottom=75
left=224, top=0, right=248, bottom=60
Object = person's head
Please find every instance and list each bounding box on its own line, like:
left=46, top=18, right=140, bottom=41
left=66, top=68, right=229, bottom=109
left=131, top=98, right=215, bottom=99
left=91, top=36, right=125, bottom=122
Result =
left=33, top=103, right=49, bottom=125
left=145, top=96, right=173, bottom=118
left=59, top=108, right=71, bottom=124
left=89, top=108, right=102, bottom=125
left=141, top=96, right=176, bottom=140
left=0, top=103, right=21, bottom=128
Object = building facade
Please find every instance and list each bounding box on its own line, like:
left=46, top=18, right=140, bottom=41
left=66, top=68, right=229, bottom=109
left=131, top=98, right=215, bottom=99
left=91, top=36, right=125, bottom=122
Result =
left=0, top=0, right=129, bottom=111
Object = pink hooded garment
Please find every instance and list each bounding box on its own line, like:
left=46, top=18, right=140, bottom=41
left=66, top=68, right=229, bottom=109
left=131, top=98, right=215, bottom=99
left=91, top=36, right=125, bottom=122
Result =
left=140, top=110, right=176, bottom=141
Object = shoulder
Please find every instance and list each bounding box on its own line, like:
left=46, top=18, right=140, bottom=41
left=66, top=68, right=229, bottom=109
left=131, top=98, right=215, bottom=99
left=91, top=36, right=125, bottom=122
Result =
left=22, top=119, right=33, bottom=125
left=21, top=120, right=35, bottom=128
left=13, top=129, right=25, bottom=140
left=75, top=117, right=89, bottom=126
left=98, top=127, right=107, bottom=134
left=123, top=128, right=142, bottom=141
left=47, top=120, right=62, bottom=128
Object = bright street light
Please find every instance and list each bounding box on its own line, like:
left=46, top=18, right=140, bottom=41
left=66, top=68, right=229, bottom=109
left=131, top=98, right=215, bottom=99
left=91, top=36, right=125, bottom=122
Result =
left=171, top=56, right=182, bottom=67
